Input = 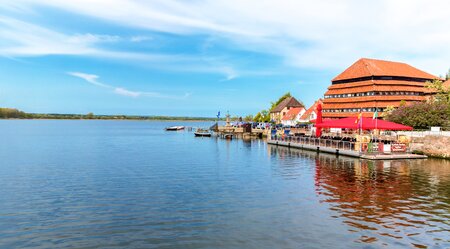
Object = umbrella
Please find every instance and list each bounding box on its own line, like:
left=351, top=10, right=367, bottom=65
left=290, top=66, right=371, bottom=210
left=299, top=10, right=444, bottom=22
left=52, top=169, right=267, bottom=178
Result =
left=315, top=103, right=323, bottom=137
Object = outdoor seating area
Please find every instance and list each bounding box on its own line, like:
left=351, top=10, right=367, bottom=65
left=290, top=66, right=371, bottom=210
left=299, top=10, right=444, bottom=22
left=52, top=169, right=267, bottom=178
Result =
left=270, top=133, right=410, bottom=154
left=268, top=106, right=426, bottom=159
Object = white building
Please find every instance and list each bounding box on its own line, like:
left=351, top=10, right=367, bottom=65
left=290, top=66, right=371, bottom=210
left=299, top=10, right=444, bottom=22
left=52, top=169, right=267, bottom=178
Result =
left=281, top=107, right=306, bottom=126
left=298, top=99, right=323, bottom=123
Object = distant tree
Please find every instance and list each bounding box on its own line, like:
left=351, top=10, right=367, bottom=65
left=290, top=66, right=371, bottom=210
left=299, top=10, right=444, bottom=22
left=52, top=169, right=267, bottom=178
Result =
left=381, top=105, right=396, bottom=118
left=446, top=68, right=450, bottom=80
left=253, top=110, right=271, bottom=122
left=270, top=92, right=292, bottom=111
left=86, top=112, right=94, bottom=119
left=426, top=79, right=450, bottom=103
left=386, top=101, right=449, bottom=129
left=261, top=110, right=270, bottom=122
left=0, top=108, right=26, bottom=118
left=244, top=115, right=253, bottom=122
left=253, top=112, right=262, bottom=122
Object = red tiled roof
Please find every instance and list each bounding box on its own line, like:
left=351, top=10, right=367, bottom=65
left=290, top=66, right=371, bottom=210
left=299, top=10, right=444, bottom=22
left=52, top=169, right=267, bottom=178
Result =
left=300, top=99, right=323, bottom=120
left=270, top=97, right=304, bottom=113
left=281, top=107, right=305, bottom=121
left=332, top=58, right=438, bottom=82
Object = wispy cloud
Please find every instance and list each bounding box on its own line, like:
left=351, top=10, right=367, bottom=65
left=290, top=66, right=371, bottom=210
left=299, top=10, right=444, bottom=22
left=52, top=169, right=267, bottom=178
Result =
left=2, top=0, right=450, bottom=75
left=67, top=72, right=109, bottom=88
left=68, top=33, right=121, bottom=44
left=68, top=71, right=189, bottom=99
left=0, top=17, right=134, bottom=58
left=9, top=0, right=448, bottom=73
left=0, top=16, right=244, bottom=80
left=130, top=36, right=152, bottom=42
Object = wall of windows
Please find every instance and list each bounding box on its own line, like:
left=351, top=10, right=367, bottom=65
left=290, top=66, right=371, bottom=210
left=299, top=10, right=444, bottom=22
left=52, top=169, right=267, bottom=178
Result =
left=324, top=91, right=421, bottom=99
left=323, top=107, right=385, bottom=113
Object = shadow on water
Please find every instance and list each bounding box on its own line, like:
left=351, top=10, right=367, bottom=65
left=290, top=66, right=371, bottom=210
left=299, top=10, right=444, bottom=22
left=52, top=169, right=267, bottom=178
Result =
left=268, top=145, right=450, bottom=248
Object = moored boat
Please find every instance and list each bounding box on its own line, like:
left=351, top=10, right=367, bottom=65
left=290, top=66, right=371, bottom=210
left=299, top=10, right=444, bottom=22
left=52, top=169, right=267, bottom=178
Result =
left=194, top=128, right=212, bottom=137
left=165, top=126, right=185, bottom=131
left=223, top=133, right=233, bottom=139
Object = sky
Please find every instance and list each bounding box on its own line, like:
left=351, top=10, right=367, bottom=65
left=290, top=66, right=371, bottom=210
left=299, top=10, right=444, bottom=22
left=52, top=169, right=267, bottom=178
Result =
left=0, top=0, right=449, bottom=117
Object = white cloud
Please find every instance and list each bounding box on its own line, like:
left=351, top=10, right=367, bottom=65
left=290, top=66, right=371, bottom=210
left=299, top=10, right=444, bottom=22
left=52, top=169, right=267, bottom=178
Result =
left=130, top=36, right=152, bottom=42
left=0, top=16, right=241, bottom=80
left=0, top=16, right=161, bottom=59
left=10, top=0, right=448, bottom=74
left=67, top=71, right=189, bottom=99
left=67, top=72, right=109, bottom=88
left=68, top=33, right=121, bottom=43
left=0, top=17, right=131, bottom=58
left=113, top=87, right=141, bottom=97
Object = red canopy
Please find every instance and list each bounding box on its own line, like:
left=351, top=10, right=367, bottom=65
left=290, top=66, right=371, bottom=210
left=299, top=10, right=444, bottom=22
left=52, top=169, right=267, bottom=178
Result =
left=310, top=118, right=332, bottom=123
left=315, top=117, right=413, bottom=130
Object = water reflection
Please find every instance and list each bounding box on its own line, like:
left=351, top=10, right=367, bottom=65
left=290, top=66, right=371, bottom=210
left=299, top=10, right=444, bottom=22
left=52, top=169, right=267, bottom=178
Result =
left=268, top=145, right=450, bottom=248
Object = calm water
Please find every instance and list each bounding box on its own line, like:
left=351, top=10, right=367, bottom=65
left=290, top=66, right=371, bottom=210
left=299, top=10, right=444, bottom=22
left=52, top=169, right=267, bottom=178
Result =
left=0, top=120, right=449, bottom=249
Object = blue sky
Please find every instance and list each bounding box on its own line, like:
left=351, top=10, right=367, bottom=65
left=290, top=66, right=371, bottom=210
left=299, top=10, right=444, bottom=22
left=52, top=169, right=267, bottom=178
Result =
left=0, top=1, right=449, bottom=117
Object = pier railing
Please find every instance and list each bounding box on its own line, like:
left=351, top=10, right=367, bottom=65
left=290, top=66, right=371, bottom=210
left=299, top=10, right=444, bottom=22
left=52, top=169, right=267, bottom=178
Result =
left=270, top=135, right=411, bottom=155
left=271, top=135, right=356, bottom=151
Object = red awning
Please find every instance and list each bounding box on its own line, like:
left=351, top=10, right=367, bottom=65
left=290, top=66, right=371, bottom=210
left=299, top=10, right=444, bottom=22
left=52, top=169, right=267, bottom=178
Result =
left=315, top=117, right=413, bottom=130
left=310, top=118, right=332, bottom=123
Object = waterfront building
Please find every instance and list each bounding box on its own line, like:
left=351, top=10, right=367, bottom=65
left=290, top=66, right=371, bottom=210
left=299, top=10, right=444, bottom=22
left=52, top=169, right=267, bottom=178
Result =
left=322, top=58, right=439, bottom=119
left=270, top=97, right=304, bottom=123
left=298, top=99, right=323, bottom=123
left=281, top=107, right=306, bottom=126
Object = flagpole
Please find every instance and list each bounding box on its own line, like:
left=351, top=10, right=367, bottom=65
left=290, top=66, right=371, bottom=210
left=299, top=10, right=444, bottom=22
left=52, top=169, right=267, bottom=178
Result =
left=374, top=107, right=378, bottom=138
left=359, top=110, right=362, bottom=153
left=359, top=109, right=362, bottom=136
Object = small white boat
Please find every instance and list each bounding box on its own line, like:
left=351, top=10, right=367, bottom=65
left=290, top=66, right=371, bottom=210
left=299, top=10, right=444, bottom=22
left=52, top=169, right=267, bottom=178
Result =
left=194, top=128, right=212, bottom=137
left=165, top=126, right=185, bottom=131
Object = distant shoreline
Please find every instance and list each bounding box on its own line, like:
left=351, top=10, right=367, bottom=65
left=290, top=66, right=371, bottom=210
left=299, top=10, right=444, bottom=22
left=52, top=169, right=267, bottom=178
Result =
left=0, top=108, right=223, bottom=121
left=0, top=118, right=219, bottom=122
left=0, top=116, right=222, bottom=121
left=0, top=119, right=216, bottom=122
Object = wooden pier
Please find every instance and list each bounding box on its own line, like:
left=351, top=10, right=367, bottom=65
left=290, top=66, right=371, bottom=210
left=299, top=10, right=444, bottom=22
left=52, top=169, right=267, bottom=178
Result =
left=268, top=138, right=427, bottom=160
left=216, top=126, right=268, bottom=139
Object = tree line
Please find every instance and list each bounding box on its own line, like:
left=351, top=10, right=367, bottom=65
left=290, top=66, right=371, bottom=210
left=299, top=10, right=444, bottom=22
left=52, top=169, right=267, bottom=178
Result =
left=0, top=108, right=222, bottom=121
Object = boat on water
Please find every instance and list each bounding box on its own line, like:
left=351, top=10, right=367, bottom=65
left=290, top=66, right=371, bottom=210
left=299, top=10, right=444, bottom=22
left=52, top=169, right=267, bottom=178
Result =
left=194, top=128, right=212, bottom=137
left=165, top=126, right=185, bottom=131
left=223, top=133, right=233, bottom=139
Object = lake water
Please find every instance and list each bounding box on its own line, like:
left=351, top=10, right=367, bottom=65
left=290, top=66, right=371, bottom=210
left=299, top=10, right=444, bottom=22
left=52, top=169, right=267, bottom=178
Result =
left=0, top=120, right=449, bottom=249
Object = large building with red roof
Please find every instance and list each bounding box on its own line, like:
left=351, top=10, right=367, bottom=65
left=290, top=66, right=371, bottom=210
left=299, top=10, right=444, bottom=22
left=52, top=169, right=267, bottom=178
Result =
left=322, top=58, right=439, bottom=119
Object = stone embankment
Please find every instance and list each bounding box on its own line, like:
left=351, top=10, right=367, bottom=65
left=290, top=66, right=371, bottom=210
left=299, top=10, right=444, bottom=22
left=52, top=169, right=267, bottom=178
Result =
left=410, top=135, right=450, bottom=159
